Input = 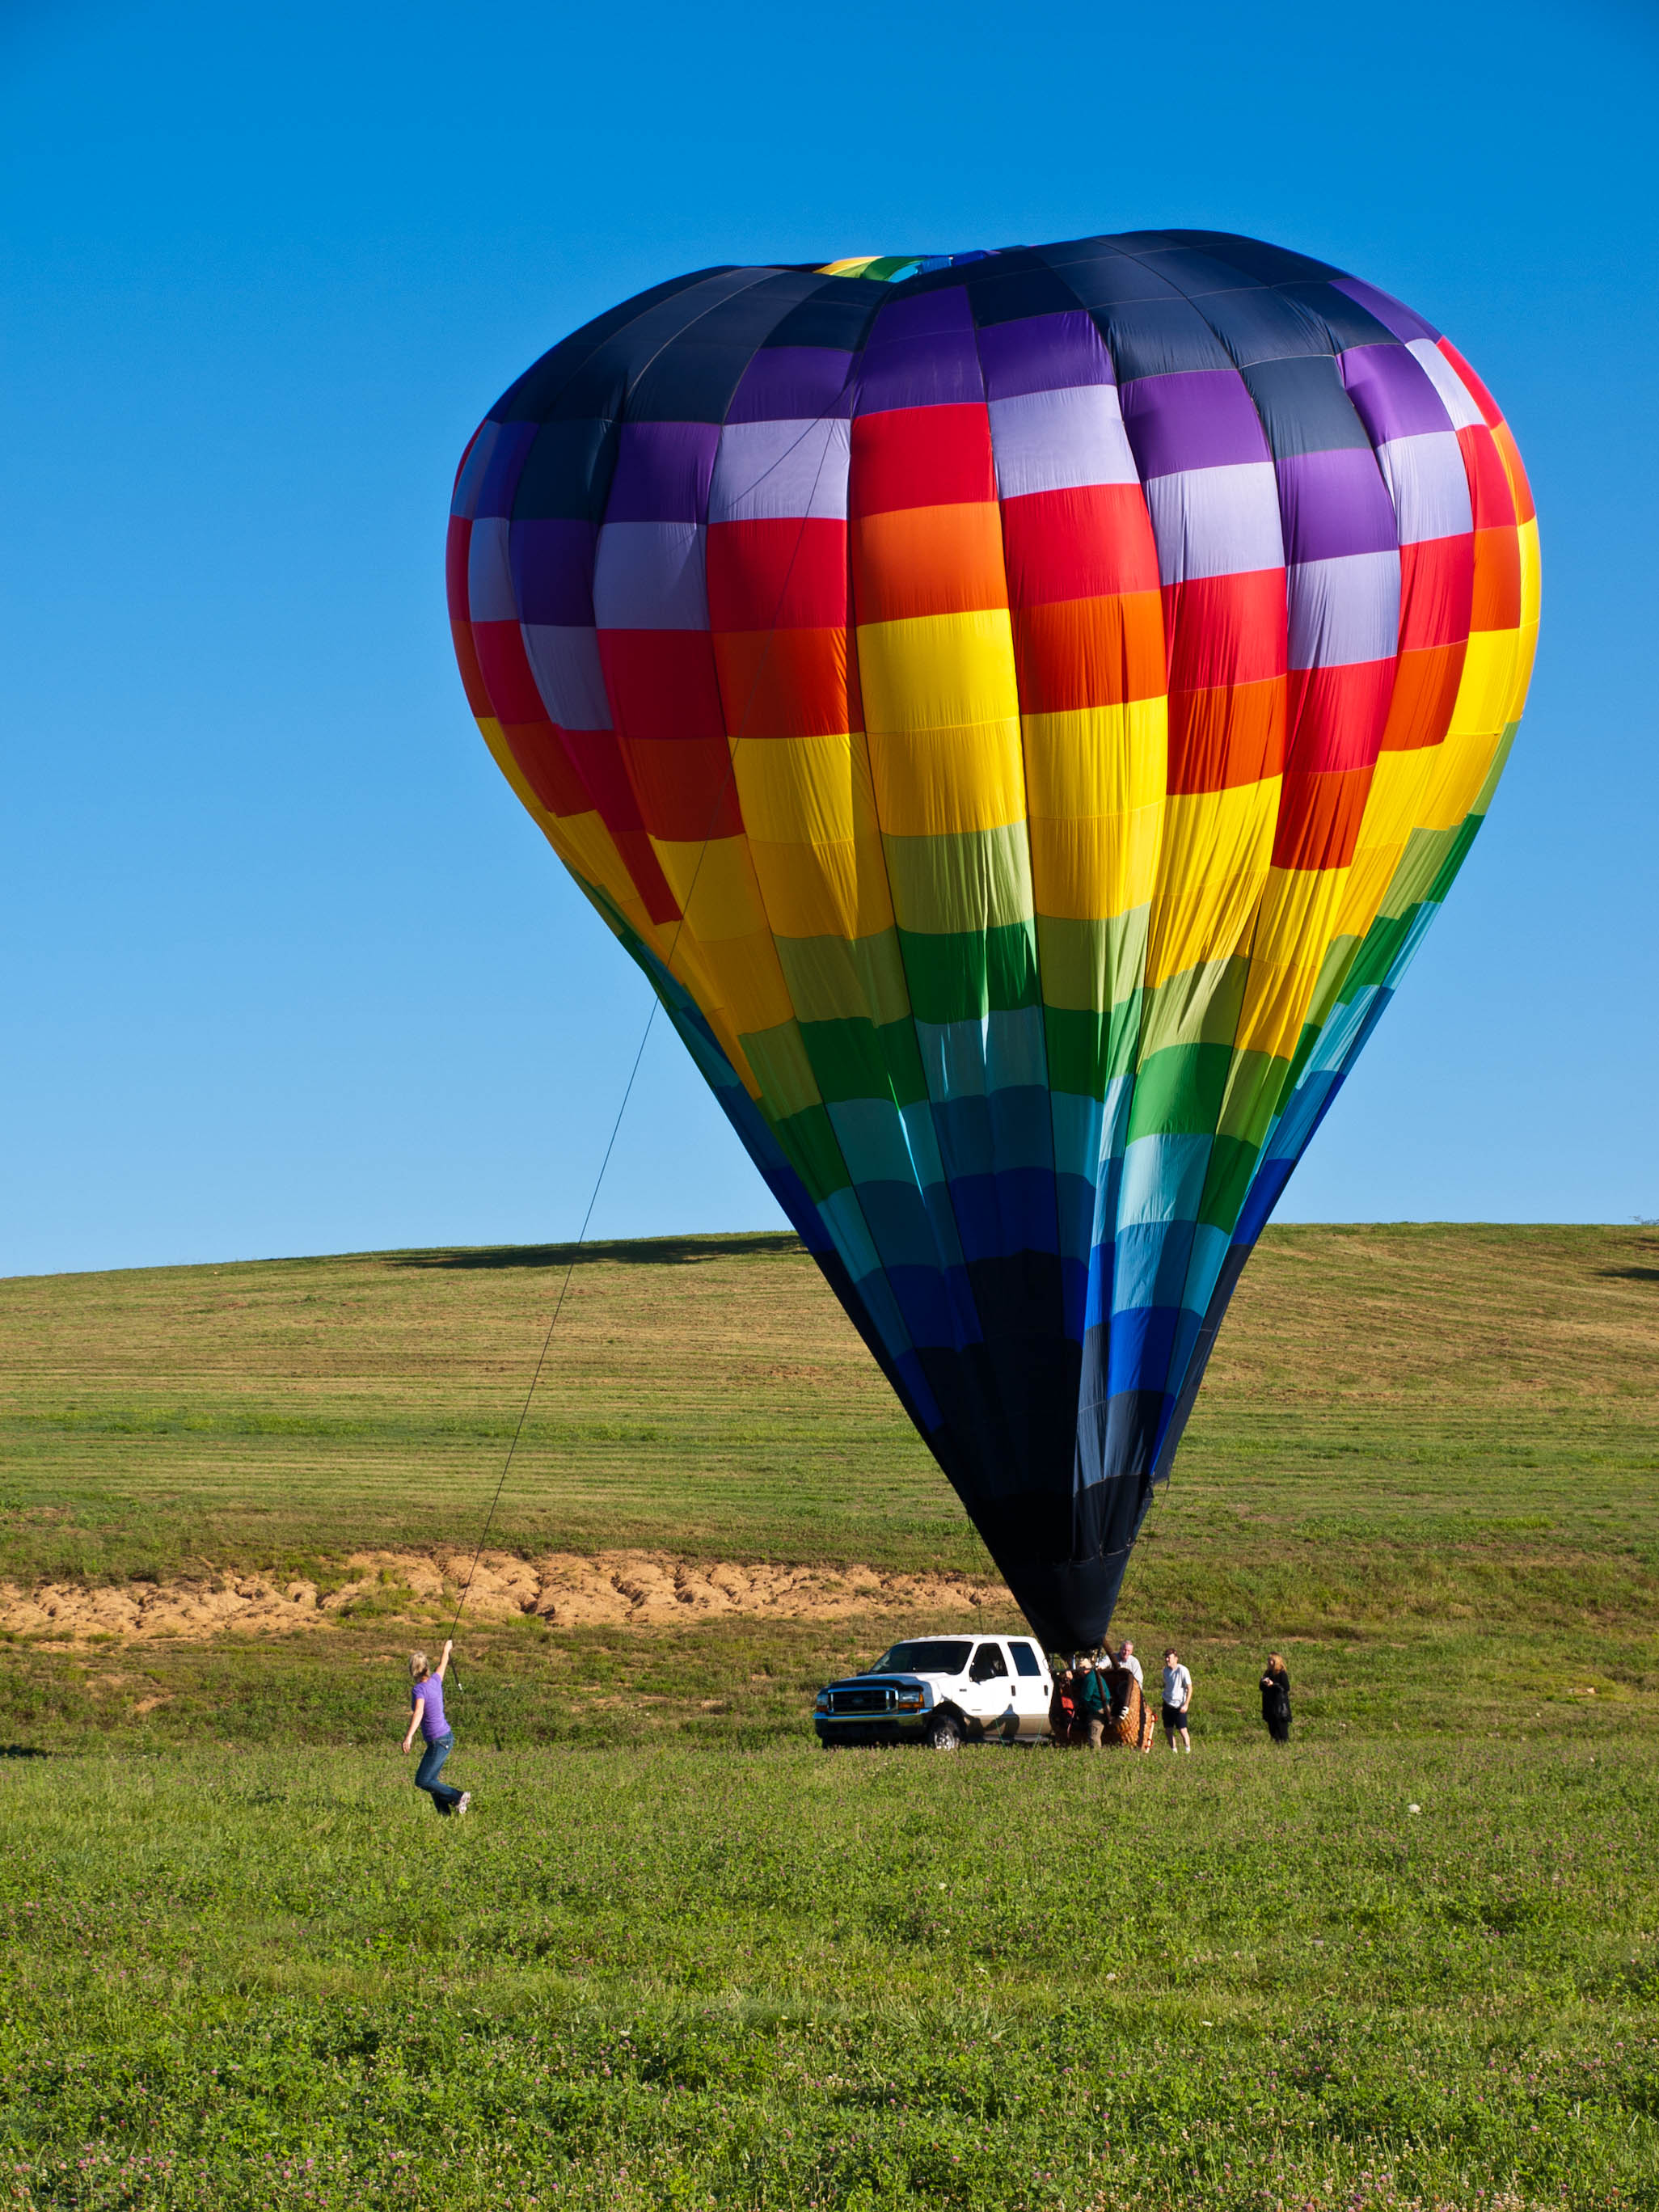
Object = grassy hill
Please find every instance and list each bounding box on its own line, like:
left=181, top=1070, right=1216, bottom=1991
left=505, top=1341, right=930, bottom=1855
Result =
left=4, top=1222, right=1656, bottom=1592
left=2, top=1226, right=1657, bottom=2208
left=4, top=1221, right=1657, bottom=1610
left=1, top=1223, right=1656, bottom=1750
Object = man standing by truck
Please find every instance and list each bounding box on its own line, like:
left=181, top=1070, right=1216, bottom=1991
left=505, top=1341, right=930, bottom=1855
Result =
left=1162, top=1648, right=1193, bottom=1754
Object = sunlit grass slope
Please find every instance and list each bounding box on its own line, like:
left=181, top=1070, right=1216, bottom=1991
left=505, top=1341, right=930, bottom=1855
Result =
left=1, top=1230, right=1657, bottom=2210
left=2, top=1738, right=1655, bottom=2209
left=2, top=1224, right=1656, bottom=1638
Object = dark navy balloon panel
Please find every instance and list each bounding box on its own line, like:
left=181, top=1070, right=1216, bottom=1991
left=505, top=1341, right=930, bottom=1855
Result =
left=448, top=233, right=1538, bottom=1652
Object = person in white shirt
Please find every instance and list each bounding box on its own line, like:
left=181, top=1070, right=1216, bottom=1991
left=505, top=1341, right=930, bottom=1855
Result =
left=1117, top=1640, right=1142, bottom=1688
left=1161, top=1648, right=1192, bottom=1753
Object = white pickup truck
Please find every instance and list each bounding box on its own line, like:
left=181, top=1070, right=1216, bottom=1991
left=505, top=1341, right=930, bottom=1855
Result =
left=813, top=1633, right=1053, bottom=1750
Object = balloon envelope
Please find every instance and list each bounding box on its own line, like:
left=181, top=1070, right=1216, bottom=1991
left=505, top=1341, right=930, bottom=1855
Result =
left=447, top=232, right=1538, bottom=1650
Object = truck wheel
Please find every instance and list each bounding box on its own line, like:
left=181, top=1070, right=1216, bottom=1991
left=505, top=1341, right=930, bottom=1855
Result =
left=926, top=1713, right=962, bottom=1752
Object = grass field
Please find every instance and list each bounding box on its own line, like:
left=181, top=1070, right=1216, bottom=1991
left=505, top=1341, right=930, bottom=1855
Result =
left=2, top=1225, right=1657, bottom=2207
left=2, top=1225, right=1656, bottom=1747
left=3, top=1225, right=1657, bottom=1597
left=3, top=1741, right=1656, bottom=2210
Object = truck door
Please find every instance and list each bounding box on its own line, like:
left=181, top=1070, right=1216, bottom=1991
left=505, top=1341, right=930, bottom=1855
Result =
left=965, top=1640, right=1016, bottom=1738
left=1007, top=1638, right=1053, bottom=1737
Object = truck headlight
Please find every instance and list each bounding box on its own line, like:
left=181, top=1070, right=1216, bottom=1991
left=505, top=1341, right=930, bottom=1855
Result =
left=895, top=1687, right=924, bottom=1710
left=814, top=1691, right=830, bottom=1713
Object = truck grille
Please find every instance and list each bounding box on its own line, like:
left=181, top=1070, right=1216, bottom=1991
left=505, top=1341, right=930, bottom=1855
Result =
left=830, top=1685, right=898, bottom=1715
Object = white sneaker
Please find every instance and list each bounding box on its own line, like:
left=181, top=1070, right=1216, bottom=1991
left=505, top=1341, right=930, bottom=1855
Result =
left=457, top=1792, right=471, bottom=1817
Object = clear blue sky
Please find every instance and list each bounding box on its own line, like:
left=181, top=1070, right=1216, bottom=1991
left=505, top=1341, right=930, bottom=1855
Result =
left=4, top=0, right=1656, bottom=1277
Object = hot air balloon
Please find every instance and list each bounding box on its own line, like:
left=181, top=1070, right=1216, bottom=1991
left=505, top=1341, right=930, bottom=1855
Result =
left=446, top=230, right=1538, bottom=1652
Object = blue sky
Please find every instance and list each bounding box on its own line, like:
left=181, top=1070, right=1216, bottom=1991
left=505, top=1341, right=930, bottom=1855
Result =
left=4, top=0, right=1656, bottom=1276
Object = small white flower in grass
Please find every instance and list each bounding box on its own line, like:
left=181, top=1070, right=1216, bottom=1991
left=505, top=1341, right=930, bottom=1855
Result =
left=1408, top=1804, right=1421, bottom=1816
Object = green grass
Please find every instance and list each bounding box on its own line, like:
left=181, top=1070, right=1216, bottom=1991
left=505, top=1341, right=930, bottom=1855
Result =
left=6, top=1606, right=1657, bottom=1764
left=2, top=1739, right=1655, bottom=2210
left=4, top=1224, right=1657, bottom=1754
left=2, top=1226, right=1657, bottom=2206
left=3, top=1226, right=1656, bottom=1610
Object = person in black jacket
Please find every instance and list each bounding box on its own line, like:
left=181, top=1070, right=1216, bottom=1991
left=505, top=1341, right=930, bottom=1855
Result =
left=1260, top=1653, right=1292, bottom=1744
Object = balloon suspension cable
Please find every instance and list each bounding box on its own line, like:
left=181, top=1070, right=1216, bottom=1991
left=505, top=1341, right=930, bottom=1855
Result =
left=445, top=395, right=850, bottom=1648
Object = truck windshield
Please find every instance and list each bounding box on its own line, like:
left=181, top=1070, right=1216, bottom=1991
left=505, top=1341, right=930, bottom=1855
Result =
left=867, top=1640, right=973, bottom=1677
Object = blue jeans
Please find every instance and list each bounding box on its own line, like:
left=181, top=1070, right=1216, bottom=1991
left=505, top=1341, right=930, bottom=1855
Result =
left=415, top=1730, right=463, bottom=1813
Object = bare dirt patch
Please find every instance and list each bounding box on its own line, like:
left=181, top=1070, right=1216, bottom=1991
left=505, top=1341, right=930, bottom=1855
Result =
left=0, top=1550, right=1005, bottom=1644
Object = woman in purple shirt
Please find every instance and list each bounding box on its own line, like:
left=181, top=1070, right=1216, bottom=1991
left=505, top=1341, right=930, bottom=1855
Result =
left=402, top=1640, right=470, bottom=1816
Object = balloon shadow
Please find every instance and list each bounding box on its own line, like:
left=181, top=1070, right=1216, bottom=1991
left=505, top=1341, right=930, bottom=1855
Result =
left=1598, top=1265, right=1659, bottom=1285
left=387, top=1233, right=805, bottom=1272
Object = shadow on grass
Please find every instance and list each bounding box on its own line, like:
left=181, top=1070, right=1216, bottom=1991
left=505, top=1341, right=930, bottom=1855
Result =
left=0, top=1746, right=49, bottom=1759
left=1598, top=1266, right=1659, bottom=1285
left=389, top=1235, right=806, bottom=1272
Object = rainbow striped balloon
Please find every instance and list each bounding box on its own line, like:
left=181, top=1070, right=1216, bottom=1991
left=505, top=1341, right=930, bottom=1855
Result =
left=447, top=232, right=1537, bottom=1648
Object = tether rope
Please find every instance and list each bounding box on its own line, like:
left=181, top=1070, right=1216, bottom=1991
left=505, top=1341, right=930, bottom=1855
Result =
left=441, top=994, right=662, bottom=1650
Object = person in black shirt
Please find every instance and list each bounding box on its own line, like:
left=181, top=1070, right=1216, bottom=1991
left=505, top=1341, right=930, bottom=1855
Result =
left=1260, top=1653, right=1292, bottom=1744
